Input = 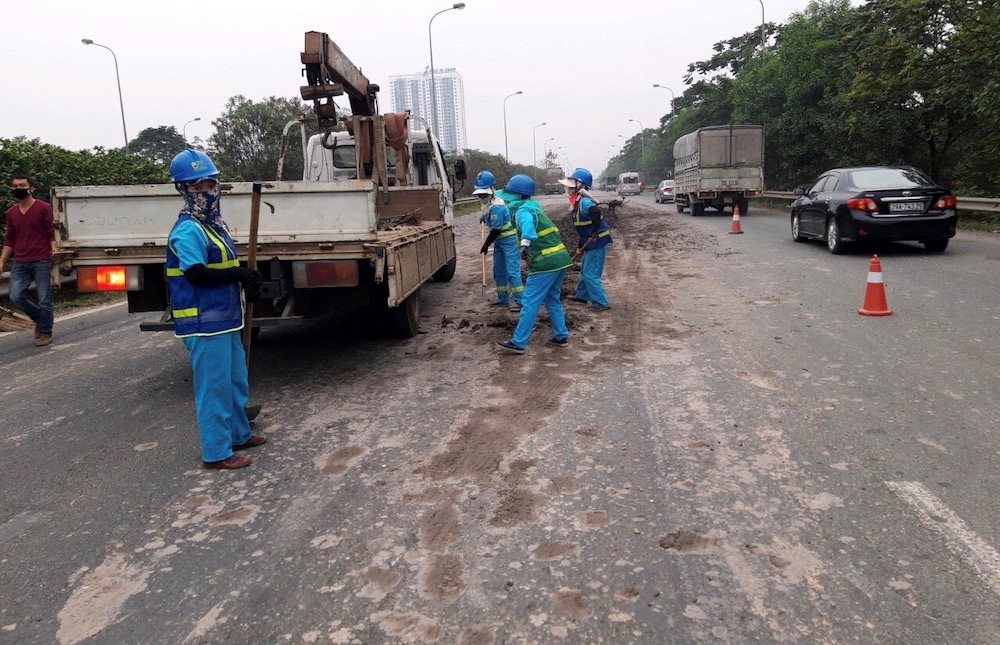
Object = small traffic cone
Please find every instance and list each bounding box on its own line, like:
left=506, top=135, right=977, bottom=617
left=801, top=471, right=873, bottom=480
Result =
left=729, top=204, right=744, bottom=234
left=859, top=254, right=892, bottom=316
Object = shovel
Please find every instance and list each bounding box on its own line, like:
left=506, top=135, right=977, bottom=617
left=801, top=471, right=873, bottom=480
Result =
left=242, top=183, right=262, bottom=366
left=480, top=221, right=487, bottom=298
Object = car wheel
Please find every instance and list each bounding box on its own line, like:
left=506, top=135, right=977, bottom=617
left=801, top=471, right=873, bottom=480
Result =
left=791, top=213, right=805, bottom=242
left=826, top=218, right=845, bottom=254
left=923, top=239, right=949, bottom=252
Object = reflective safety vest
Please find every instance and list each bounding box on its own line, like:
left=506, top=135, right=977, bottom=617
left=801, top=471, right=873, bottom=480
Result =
left=165, top=214, right=244, bottom=337
left=481, top=197, right=517, bottom=239
left=573, top=196, right=612, bottom=251
left=514, top=200, right=573, bottom=274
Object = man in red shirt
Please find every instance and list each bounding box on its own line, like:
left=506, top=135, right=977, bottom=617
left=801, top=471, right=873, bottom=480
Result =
left=1, top=173, right=57, bottom=347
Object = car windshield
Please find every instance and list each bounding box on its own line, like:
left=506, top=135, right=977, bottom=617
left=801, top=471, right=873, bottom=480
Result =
left=623, top=177, right=638, bottom=184
left=848, top=168, right=934, bottom=190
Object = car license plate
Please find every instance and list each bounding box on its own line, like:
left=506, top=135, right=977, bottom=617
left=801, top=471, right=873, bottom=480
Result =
left=889, top=201, right=923, bottom=212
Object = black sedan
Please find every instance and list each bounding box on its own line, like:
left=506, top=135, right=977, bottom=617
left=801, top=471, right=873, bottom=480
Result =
left=790, top=166, right=957, bottom=253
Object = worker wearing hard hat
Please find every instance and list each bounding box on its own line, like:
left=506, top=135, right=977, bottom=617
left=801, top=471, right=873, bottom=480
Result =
left=560, top=167, right=612, bottom=311
left=166, top=149, right=267, bottom=470
left=474, top=170, right=523, bottom=310
left=496, top=174, right=573, bottom=353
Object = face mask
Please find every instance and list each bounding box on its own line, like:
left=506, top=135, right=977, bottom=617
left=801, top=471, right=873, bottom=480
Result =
left=182, top=182, right=222, bottom=223
left=11, top=188, right=30, bottom=199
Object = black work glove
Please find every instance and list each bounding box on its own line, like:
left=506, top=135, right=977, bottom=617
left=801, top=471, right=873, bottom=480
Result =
left=184, top=264, right=261, bottom=290
left=480, top=228, right=501, bottom=255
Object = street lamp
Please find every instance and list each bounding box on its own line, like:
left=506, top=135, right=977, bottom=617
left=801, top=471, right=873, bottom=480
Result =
left=428, top=3, right=466, bottom=140
left=81, top=38, right=128, bottom=148
left=182, top=117, right=201, bottom=144
left=503, top=90, right=523, bottom=162
left=652, top=84, right=676, bottom=117
left=532, top=122, right=547, bottom=167
left=543, top=137, right=556, bottom=165
left=628, top=119, right=645, bottom=158
left=758, top=1, right=766, bottom=52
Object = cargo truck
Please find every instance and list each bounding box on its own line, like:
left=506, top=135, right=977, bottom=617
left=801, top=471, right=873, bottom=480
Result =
left=50, top=31, right=464, bottom=338
left=673, top=125, right=764, bottom=216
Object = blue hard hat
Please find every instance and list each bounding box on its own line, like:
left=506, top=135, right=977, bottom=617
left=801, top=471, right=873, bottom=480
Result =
left=505, top=174, right=536, bottom=197
left=568, top=167, right=593, bottom=189
left=170, top=149, right=219, bottom=183
left=474, top=170, right=496, bottom=190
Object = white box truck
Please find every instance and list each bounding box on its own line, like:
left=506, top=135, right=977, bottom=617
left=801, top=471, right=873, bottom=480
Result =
left=673, top=125, right=764, bottom=216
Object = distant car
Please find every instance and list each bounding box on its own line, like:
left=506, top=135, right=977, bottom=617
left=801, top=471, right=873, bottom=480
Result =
left=790, top=166, right=957, bottom=254
left=654, top=180, right=675, bottom=203
left=617, top=172, right=642, bottom=196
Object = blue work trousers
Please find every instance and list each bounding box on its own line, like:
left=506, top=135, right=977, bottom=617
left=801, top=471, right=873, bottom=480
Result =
left=492, top=236, right=523, bottom=305
left=575, top=245, right=610, bottom=309
left=182, top=332, right=252, bottom=462
left=9, top=260, right=53, bottom=335
left=511, top=269, right=569, bottom=348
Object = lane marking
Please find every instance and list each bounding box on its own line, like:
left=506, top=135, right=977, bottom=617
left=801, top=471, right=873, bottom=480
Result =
left=885, top=481, right=1000, bottom=596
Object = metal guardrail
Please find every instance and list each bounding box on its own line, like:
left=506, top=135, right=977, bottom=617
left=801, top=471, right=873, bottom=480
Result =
left=761, top=191, right=1000, bottom=213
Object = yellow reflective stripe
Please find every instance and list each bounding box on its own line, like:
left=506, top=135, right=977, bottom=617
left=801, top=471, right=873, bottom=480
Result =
left=575, top=220, right=592, bottom=226
left=540, top=243, right=566, bottom=256
left=497, top=286, right=510, bottom=293
left=172, top=307, right=198, bottom=318
left=536, top=226, right=558, bottom=237
left=166, top=267, right=184, bottom=277
left=498, top=229, right=517, bottom=238
left=196, top=220, right=233, bottom=265
left=596, top=230, right=610, bottom=238
left=511, top=285, right=525, bottom=293
left=207, top=259, right=240, bottom=269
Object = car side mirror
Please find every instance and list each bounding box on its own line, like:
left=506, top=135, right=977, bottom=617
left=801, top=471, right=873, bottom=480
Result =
left=793, top=186, right=806, bottom=196
left=454, top=159, right=467, bottom=182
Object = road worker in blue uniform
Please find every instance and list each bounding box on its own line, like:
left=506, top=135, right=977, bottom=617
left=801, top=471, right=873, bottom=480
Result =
left=559, top=167, right=612, bottom=310
left=474, top=170, right=523, bottom=310
left=166, top=150, right=267, bottom=470
left=496, top=174, right=573, bottom=353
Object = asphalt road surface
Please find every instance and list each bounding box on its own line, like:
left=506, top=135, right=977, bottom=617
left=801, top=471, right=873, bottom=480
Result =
left=1, top=194, right=997, bottom=644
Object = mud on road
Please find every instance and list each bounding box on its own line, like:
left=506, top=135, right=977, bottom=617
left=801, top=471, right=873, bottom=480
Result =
left=48, top=198, right=997, bottom=644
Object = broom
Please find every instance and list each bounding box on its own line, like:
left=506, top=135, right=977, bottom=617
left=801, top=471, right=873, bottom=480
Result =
left=0, top=305, right=35, bottom=332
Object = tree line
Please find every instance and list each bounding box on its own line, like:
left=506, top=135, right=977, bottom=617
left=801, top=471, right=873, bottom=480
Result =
left=605, top=0, right=999, bottom=196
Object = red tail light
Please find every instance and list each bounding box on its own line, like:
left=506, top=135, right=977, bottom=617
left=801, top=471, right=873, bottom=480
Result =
left=934, top=195, right=957, bottom=210
left=76, top=265, right=142, bottom=291
left=847, top=197, right=879, bottom=213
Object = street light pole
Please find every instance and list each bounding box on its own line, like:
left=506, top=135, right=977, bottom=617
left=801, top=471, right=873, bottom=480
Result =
left=182, top=117, right=201, bottom=144
left=428, top=3, right=466, bottom=141
left=652, top=83, right=676, bottom=117
left=532, top=122, right=547, bottom=167
left=628, top=119, right=645, bottom=158
left=758, top=0, right=766, bottom=52
left=82, top=38, right=128, bottom=148
left=503, top=90, right=523, bottom=162
left=543, top=137, right=555, bottom=166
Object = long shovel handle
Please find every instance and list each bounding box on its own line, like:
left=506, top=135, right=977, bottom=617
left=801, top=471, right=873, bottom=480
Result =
left=480, top=222, right=487, bottom=296
left=242, top=183, right=262, bottom=366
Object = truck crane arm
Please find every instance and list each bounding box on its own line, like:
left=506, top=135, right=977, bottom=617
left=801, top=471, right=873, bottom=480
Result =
left=300, top=31, right=379, bottom=129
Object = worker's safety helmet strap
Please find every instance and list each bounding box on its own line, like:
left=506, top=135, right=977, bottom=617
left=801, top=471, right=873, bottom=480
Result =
left=505, top=174, right=536, bottom=197
left=170, top=149, right=220, bottom=184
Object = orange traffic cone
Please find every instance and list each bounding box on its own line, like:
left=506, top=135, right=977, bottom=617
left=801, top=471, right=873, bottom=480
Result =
left=859, top=255, right=892, bottom=316
left=729, top=204, right=744, bottom=234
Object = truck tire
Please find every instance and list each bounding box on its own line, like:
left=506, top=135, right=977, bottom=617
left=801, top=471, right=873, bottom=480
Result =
left=676, top=198, right=686, bottom=213
left=387, top=288, right=421, bottom=337
left=432, top=256, right=457, bottom=282
left=736, top=198, right=749, bottom=216
left=691, top=201, right=705, bottom=217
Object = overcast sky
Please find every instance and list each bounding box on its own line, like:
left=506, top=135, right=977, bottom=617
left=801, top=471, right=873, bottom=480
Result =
left=1, top=0, right=847, bottom=177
